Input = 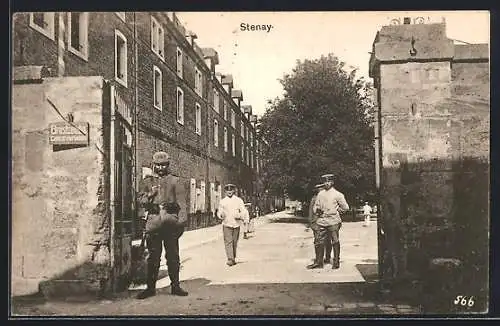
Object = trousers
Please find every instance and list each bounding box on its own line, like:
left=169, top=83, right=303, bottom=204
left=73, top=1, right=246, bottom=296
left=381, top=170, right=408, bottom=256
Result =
left=223, top=225, right=240, bottom=261
left=313, top=223, right=341, bottom=245
left=145, top=221, right=184, bottom=289
left=311, top=222, right=342, bottom=264
left=311, top=224, right=331, bottom=259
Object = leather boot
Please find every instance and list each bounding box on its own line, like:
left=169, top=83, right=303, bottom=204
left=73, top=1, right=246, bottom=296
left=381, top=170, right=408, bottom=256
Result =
left=332, top=243, right=340, bottom=269
left=307, top=245, right=324, bottom=269
left=137, top=287, right=156, bottom=299
left=171, top=284, right=189, bottom=296
left=324, top=239, right=332, bottom=264
left=137, top=265, right=158, bottom=299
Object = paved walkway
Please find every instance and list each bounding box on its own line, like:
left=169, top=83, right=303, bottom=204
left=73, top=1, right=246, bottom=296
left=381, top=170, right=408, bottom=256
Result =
left=12, top=211, right=424, bottom=316
left=130, top=210, right=378, bottom=288
left=133, top=213, right=273, bottom=272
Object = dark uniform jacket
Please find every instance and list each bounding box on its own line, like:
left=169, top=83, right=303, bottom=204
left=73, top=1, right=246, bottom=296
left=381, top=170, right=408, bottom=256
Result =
left=309, top=194, right=319, bottom=224
left=138, top=174, right=187, bottom=225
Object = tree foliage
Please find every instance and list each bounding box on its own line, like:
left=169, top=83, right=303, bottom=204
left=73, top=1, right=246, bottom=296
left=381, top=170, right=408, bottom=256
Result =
left=259, top=54, right=375, bottom=204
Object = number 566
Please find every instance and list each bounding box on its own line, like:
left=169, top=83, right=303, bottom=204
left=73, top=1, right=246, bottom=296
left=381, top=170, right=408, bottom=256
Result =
left=454, top=295, right=475, bottom=307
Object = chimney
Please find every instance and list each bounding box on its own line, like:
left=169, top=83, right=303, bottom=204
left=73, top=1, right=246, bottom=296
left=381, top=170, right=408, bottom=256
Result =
left=166, top=12, right=175, bottom=22
left=185, top=30, right=198, bottom=46
left=215, top=72, right=223, bottom=83
left=231, top=89, right=243, bottom=108
left=202, top=48, right=219, bottom=76
left=221, top=74, right=233, bottom=95
left=242, top=105, right=252, bottom=120
left=250, top=114, right=258, bottom=124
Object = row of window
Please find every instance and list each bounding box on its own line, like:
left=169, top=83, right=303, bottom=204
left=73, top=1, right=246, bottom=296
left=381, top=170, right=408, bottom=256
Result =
left=29, top=12, right=90, bottom=62
left=151, top=15, right=204, bottom=97
left=215, top=120, right=259, bottom=169
left=29, top=12, right=129, bottom=87
left=153, top=64, right=259, bottom=167
left=28, top=12, right=253, bottom=131
left=150, top=14, right=255, bottom=144
left=153, top=16, right=254, bottom=136
left=28, top=12, right=262, bottom=163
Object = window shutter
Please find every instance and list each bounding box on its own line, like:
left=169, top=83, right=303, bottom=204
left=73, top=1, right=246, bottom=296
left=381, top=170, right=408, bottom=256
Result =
left=190, top=178, right=196, bottom=213
left=159, top=27, right=164, bottom=57
left=210, top=182, right=215, bottom=213
left=200, top=181, right=206, bottom=212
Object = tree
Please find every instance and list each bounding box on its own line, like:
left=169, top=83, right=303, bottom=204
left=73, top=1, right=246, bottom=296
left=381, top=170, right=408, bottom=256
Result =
left=259, top=54, right=375, bottom=205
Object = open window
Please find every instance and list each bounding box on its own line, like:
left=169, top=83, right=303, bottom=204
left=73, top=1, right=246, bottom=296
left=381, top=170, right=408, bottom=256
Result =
left=67, top=12, right=89, bottom=61
left=176, top=87, right=184, bottom=124
left=195, top=67, right=203, bottom=97
left=151, top=16, right=165, bottom=59
left=114, top=30, right=128, bottom=87
left=29, top=13, right=55, bottom=40
left=213, top=89, right=219, bottom=113
left=195, top=103, right=202, bottom=135
left=153, top=66, right=162, bottom=110
left=115, top=12, right=126, bottom=22
left=213, top=119, right=219, bottom=147
left=176, top=47, right=183, bottom=78
left=231, top=109, right=236, bottom=128
left=232, top=133, right=236, bottom=157
left=224, top=127, right=228, bottom=152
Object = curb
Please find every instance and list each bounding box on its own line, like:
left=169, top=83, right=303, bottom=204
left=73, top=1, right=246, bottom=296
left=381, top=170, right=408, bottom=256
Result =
left=180, top=233, right=221, bottom=251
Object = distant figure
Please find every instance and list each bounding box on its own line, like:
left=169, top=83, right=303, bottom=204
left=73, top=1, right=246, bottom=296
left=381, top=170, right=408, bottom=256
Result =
left=309, top=174, right=349, bottom=270
left=217, top=184, right=247, bottom=266
left=362, top=201, right=373, bottom=227
left=243, top=203, right=252, bottom=239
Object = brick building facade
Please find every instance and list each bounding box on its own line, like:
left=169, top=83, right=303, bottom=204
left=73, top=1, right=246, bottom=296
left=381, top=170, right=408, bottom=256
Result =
left=11, top=11, right=271, bottom=297
left=12, top=11, right=267, bottom=234
left=369, top=17, right=489, bottom=311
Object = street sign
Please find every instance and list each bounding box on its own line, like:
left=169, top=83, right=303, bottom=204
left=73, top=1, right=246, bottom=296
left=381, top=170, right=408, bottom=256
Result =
left=49, top=121, right=89, bottom=145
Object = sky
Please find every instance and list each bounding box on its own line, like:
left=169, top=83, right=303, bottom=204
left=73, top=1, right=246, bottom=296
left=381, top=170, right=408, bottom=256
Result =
left=176, top=11, right=490, bottom=117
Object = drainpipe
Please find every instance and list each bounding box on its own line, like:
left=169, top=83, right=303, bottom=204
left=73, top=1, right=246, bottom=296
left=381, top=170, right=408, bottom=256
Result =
left=57, top=13, right=65, bottom=76
left=133, top=12, right=139, bottom=237
left=205, top=72, right=210, bottom=219
left=109, top=84, right=116, bottom=292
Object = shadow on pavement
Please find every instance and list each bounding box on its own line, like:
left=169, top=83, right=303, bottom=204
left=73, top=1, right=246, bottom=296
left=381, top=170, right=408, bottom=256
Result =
left=12, top=278, right=426, bottom=316
left=267, top=216, right=309, bottom=224
left=355, top=263, right=379, bottom=283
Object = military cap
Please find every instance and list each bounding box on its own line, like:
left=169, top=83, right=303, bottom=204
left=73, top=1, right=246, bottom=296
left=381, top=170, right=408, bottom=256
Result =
left=321, top=174, right=335, bottom=182
left=152, top=151, right=170, bottom=164
left=224, top=184, right=236, bottom=191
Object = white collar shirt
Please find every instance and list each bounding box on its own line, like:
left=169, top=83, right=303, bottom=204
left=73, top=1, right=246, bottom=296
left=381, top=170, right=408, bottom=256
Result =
left=217, top=195, right=247, bottom=228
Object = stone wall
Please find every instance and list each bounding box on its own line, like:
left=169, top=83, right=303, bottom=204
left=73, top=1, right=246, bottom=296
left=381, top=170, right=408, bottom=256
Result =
left=11, top=76, right=111, bottom=297
left=372, top=22, right=489, bottom=311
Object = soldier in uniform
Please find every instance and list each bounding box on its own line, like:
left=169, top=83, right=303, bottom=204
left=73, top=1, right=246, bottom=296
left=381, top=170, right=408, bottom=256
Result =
left=308, top=174, right=349, bottom=270
left=307, top=183, right=333, bottom=265
left=136, top=151, right=189, bottom=299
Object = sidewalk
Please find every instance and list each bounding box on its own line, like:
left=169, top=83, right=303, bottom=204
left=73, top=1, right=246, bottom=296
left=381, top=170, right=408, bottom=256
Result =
left=133, top=211, right=284, bottom=271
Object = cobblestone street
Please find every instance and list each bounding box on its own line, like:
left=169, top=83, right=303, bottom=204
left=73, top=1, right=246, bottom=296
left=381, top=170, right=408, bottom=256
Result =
left=12, top=211, right=423, bottom=316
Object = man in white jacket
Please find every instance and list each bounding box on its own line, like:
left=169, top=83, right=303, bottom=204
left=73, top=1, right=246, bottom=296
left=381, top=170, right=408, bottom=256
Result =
left=217, top=184, right=249, bottom=266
